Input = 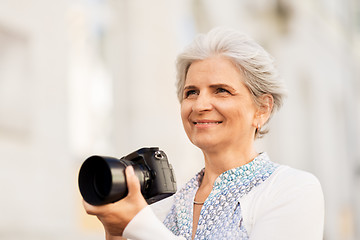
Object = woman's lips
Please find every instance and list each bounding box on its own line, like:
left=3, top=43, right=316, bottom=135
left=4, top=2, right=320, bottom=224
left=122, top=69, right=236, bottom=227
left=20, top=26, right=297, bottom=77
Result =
left=193, top=120, right=223, bottom=127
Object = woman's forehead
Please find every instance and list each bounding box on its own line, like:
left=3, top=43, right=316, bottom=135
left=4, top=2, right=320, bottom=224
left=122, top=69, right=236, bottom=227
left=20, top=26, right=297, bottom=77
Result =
left=185, top=57, right=245, bottom=87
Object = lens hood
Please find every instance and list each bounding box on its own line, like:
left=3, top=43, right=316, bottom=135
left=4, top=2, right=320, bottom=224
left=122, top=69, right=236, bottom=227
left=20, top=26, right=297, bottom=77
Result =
left=78, top=156, right=128, bottom=205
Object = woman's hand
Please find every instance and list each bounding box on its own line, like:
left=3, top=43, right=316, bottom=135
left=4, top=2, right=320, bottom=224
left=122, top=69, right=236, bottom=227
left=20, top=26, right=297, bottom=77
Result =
left=83, top=166, right=148, bottom=237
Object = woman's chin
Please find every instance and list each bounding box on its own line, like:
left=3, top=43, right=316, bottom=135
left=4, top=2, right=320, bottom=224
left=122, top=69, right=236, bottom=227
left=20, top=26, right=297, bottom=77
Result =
left=191, top=139, right=222, bottom=152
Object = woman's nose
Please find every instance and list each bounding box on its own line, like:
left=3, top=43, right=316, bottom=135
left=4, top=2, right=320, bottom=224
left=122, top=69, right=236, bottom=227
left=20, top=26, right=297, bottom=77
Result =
left=192, top=93, right=213, bottom=112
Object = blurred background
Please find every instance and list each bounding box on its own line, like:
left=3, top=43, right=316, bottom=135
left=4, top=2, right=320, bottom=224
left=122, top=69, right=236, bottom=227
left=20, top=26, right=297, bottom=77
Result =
left=0, top=0, right=359, bottom=239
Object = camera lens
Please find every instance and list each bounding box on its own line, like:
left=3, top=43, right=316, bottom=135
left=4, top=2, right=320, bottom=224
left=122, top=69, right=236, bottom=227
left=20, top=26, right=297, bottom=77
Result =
left=78, top=156, right=128, bottom=205
left=93, top=170, right=111, bottom=198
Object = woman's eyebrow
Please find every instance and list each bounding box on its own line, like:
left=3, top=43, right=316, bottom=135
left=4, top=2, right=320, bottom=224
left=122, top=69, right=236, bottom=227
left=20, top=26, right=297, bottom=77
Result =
left=209, top=84, right=236, bottom=91
left=183, top=85, right=197, bottom=90
left=184, top=84, right=236, bottom=91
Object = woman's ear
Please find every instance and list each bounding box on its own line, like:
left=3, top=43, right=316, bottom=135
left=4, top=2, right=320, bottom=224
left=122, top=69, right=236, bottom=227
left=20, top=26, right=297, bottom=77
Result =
left=256, top=94, right=274, bottom=125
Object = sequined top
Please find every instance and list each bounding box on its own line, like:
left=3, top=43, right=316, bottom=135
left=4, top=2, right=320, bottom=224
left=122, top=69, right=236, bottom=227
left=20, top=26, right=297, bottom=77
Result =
left=163, top=152, right=279, bottom=240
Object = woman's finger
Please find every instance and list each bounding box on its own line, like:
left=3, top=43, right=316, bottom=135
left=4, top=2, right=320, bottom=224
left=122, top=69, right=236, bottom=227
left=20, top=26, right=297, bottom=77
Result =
left=82, top=199, right=108, bottom=216
left=82, top=200, right=99, bottom=215
left=125, top=166, right=142, bottom=197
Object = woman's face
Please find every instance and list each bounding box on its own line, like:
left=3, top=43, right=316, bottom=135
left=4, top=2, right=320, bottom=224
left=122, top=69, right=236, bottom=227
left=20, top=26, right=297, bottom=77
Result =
left=180, top=56, right=260, bottom=151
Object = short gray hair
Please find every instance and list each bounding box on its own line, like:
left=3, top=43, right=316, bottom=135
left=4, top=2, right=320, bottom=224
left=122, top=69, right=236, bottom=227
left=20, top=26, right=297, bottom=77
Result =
left=176, top=27, right=286, bottom=138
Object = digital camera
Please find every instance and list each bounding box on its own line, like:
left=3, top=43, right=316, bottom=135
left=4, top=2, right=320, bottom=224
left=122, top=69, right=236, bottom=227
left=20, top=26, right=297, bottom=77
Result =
left=78, top=147, right=177, bottom=205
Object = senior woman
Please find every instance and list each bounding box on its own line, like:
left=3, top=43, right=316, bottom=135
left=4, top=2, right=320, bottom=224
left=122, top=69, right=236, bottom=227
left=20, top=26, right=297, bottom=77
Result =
left=83, top=27, right=324, bottom=240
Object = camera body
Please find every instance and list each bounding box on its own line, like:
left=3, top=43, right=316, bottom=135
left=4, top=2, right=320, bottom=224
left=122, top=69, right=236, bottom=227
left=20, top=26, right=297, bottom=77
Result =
left=78, top=147, right=177, bottom=205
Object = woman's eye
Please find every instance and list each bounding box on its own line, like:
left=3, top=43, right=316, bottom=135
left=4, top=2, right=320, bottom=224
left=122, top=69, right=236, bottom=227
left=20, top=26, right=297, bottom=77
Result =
left=216, top=88, right=231, bottom=94
left=184, top=90, right=198, bottom=98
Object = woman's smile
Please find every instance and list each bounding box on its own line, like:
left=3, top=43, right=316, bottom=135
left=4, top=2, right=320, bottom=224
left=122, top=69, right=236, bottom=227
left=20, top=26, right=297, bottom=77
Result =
left=193, top=120, right=223, bottom=128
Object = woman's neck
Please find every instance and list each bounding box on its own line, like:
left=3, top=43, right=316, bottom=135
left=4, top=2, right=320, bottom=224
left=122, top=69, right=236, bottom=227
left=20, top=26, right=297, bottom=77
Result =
left=200, top=145, right=258, bottom=188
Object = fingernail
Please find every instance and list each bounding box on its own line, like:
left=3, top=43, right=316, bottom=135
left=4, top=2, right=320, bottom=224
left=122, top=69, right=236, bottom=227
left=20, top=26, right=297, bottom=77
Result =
left=126, top=165, right=134, bottom=175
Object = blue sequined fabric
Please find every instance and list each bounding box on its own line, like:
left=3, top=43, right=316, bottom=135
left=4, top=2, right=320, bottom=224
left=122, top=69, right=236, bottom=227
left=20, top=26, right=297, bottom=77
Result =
left=163, top=152, right=279, bottom=240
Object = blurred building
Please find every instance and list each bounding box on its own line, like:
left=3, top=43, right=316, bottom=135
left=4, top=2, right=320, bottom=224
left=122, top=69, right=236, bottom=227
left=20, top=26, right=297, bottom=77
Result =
left=0, top=0, right=359, bottom=239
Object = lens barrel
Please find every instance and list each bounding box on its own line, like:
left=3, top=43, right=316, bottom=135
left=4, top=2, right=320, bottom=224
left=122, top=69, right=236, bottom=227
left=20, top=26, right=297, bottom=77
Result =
left=78, top=156, right=128, bottom=205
